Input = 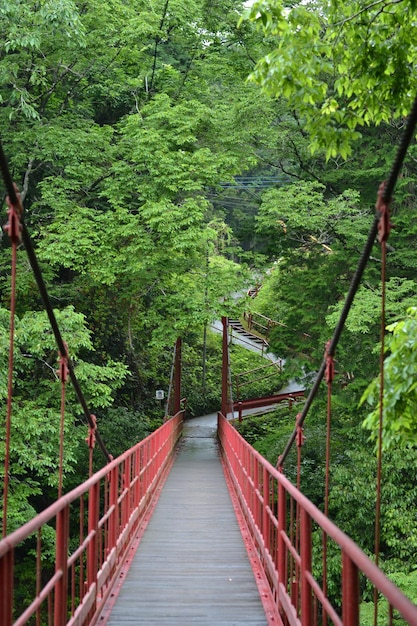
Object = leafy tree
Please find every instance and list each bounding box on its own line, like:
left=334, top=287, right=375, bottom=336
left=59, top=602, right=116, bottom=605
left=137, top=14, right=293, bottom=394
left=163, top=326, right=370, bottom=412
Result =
left=361, top=569, right=417, bottom=625
left=0, top=305, right=127, bottom=532
left=361, top=307, right=417, bottom=451
left=329, top=440, right=417, bottom=567
left=0, top=0, right=275, bottom=510
left=235, top=406, right=328, bottom=506
left=251, top=182, right=375, bottom=371
left=243, top=0, right=417, bottom=158
left=0, top=0, right=260, bottom=378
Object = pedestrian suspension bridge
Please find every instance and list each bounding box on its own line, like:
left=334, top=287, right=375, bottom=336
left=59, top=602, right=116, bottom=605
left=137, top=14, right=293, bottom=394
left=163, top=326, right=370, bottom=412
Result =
left=3, top=101, right=417, bottom=625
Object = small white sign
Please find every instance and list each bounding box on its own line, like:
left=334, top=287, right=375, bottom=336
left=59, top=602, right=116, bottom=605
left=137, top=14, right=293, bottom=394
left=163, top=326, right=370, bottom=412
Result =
left=155, top=389, right=165, bottom=400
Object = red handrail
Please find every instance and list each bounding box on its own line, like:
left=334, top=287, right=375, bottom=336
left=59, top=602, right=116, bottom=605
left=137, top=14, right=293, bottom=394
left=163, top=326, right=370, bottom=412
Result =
left=218, top=413, right=417, bottom=625
left=0, top=412, right=183, bottom=626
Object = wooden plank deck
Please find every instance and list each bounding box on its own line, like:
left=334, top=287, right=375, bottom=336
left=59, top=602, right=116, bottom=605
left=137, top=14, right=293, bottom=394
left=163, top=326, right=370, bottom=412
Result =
left=103, top=414, right=269, bottom=625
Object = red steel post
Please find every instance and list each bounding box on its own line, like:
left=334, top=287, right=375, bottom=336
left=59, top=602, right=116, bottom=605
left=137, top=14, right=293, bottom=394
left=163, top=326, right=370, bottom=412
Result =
left=277, top=480, right=287, bottom=602
left=134, top=448, right=141, bottom=508
left=238, top=401, right=243, bottom=422
left=87, top=482, right=99, bottom=613
left=300, top=508, right=313, bottom=626
left=253, top=457, right=259, bottom=529
left=121, top=456, right=131, bottom=527
left=262, top=466, right=268, bottom=551
left=173, top=337, right=182, bottom=415
left=54, top=506, right=69, bottom=626
left=221, top=317, right=229, bottom=416
left=342, top=551, right=360, bottom=626
left=108, top=466, right=119, bottom=552
left=0, top=549, right=13, bottom=625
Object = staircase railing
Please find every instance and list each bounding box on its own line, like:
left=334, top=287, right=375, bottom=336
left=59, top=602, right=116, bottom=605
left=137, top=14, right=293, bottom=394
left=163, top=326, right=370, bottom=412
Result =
left=218, top=413, right=417, bottom=625
left=0, top=412, right=183, bottom=626
left=244, top=311, right=281, bottom=339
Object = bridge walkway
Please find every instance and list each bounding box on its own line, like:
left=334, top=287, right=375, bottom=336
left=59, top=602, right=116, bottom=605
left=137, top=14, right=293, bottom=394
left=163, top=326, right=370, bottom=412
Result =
left=100, top=414, right=269, bottom=625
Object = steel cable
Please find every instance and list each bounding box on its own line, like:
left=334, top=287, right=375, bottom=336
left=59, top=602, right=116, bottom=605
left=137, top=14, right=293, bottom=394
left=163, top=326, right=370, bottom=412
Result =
left=277, top=93, right=417, bottom=468
left=0, top=140, right=112, bottom=464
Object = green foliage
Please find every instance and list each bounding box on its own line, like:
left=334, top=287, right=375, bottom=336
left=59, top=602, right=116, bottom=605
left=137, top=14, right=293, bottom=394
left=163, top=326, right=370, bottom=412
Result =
left=243, top=0, right=417, bottom=158
left=0, top=3, right=266, bottom=505
left=182, top=332, right=224, bottom=416
left=256, top=181, right=367, bottom=256
left=361, top=307, right=417, bottom=451
left=91, top=407, right=162, bottom=463
left=360, top=569, right=417, bottom=625
left=327, top=279, right=417, bottom=336
left=0, top=305, right=128, bottom=406
left=235, top=407, right=330, bottom=506
left=250, top=182, right=373, bottom=374
left=32, top=91, right=251, bottom=348
left=324, top=278, right=417, bottom=391
left=329, top=438, right=417, bottom=565
left=231, top=344, right=284, bottom=402
left=0, top=0, right=85, bottom=123
left=0, top=305, right=128, bottom=533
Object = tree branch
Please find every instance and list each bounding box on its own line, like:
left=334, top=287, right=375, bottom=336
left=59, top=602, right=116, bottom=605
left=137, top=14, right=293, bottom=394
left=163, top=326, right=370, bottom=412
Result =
left=22, top=353, right=59, bottom=380
left=21, top=158, right=34, bottom=203
left=332, top=0, right=405, bottom=27
left=149, top=0, right=170, bottom=95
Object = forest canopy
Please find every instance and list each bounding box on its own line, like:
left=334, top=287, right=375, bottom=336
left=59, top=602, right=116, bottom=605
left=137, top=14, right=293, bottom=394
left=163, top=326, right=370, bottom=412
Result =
left=244, top=0, right=417, bottom=158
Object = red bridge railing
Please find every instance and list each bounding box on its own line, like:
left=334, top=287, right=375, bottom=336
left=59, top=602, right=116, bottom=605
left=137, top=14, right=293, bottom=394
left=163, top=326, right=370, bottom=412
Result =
left=0, top=412, right=183, bottom=626
left=218, top=413, right=417, bottom=625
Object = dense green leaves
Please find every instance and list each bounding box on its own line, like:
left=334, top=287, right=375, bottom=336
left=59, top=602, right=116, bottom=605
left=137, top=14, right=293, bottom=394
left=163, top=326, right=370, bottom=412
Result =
left=0, top=0, right=265, bottom=533
left=0, top=305, right=127, bottom=532
left=251, top=182, right=373, bottom=369
left=243, top=0, right=417, bottom=158
left=361, top=307, right=417, bottom=450
left=256, top=181, right=367, bottom=254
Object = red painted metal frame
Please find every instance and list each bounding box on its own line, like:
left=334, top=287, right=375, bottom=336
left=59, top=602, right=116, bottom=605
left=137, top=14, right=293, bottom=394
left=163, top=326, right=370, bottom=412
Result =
left=218, top=413, right=417, bottom=626
left=221, top=316, right=230, bottom=416
left=0, top=412, right=183, bottom=626
left=233, top=391, right=305, bottom=421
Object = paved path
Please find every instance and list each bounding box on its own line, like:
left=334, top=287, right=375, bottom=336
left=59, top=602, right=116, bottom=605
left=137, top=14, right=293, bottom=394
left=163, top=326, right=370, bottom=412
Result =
left=103, top=414, right=268, bottom=625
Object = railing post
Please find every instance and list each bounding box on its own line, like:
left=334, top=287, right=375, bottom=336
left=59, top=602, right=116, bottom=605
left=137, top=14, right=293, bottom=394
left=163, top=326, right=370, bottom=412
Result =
left=173, top=337, right=182, bottom=416
left=342, top=551, right=359, bottom=626
left=252, top=458, right=259, bottom=528
left=87, top=482, right=99, bottom=613
left=54, top=506, right=69, bottom=626
left=108, top=466, right=119, bottom=552
left=145, top=439, right=151, bottom=493
left=300, top=508, right=313, bottom=626
left=262, top=466, right=268, bottom=550
left=134, top=448, right=141, bottom=508
left=123, top=456, right=131, bottom=526
left=277, top=480, right=287, bottom=611
left=221, top=317, right=229, bottom=417
left=0, top=549, right=13, bottom=625
left=238, top=401, right=243, bottom=422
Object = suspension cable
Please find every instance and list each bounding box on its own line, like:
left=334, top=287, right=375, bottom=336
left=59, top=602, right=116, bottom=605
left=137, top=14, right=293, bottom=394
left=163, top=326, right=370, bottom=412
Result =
left=2, top=188, right=21, bottom=538
left=58, top=347, right=69, bottom=499
left=277, top=94, right=417, bottom=469
left=0, top=140, right=112, bottom=464
left=165, top=342, right=177, bottom=418
left=322, top=341, right=335, bottom=626
left=373, top=181, right=392, bottom=625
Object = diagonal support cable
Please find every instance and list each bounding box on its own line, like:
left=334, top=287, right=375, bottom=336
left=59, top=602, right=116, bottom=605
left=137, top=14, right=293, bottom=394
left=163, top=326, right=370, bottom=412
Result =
left=0, top=140, right=112, bottom=464
left=2, top=186, right=21, bottom=538
left=277, top=94, right=417, bottom=469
